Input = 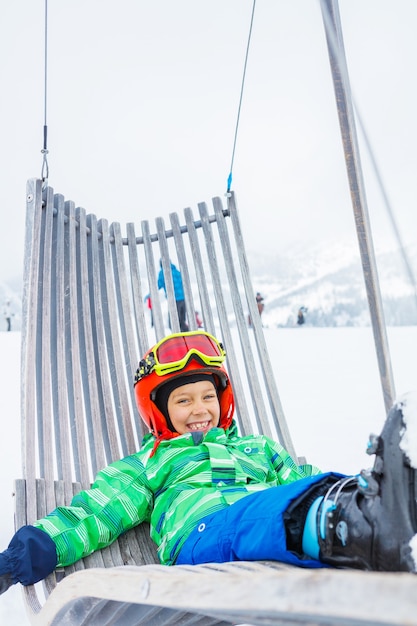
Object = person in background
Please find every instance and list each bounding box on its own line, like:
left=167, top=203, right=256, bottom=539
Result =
left=195, top=311, right=203, bottom=329
left=158, top=261, right=188, bottom=332
left=3, top=300, right=12, bottom=332
left=297, top=306, right=307, bottom=326
left=249, top=292, right=265, bottom=327
left=0, top=330, right=415, bottom=596
left=144, top=293, right=153, bottom=327
left=256, top=292, right=265, bottom=317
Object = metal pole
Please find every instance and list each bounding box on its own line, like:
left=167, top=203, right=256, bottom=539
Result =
left=320, top=0, right=396, bottom=413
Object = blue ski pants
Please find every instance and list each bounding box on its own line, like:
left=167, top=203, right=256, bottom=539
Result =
left=176, top=472, right=344, bottom=568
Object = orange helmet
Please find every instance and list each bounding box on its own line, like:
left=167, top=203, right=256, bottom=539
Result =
left=134, top=331, right=235, bottom=441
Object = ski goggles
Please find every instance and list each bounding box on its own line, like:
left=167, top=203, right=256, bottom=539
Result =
left=135, top=331, right=226, bottom=382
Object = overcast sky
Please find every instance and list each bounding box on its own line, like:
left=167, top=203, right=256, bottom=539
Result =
left=1, top=0, right=417, bottom=285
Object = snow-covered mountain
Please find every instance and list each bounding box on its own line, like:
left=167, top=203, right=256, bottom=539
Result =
left=247, top=240, right=417, bottom=328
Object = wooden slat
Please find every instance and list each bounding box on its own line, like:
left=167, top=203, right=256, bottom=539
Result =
left=75, top=206, right=107, bottom=477
left=51, top=195, right=73, bottom=495
left=65, top=199, right=91, bottom=488
left=141, top=220, right=165, bottom=339
left=22, top=180, right=43, bottom=523
left=157, top=216, right=181, bottom=333
left=125, top=221, right=149, bottom=363
left=109, top=221, right=141, bottom=452
left=169, top=211, right=198, bottom=330
left=86, top=213, right=120, bottom=466
left=97, top=218, right=135, bottom=458
left=26, top=563, right=417, bottom=626
left=184, top=207, right=216, bottom=334
left=109, top=222, right=140, bottom=454
left=39, top=187, right=56, bottom=512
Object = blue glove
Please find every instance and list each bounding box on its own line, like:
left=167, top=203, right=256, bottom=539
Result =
left=0, top=526, right=57, bottom=589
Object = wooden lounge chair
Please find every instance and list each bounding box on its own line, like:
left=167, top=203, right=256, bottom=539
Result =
left=15, top=179, right=417, bottom=626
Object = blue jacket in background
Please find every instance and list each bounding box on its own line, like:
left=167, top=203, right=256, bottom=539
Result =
left=158, top=263, right=185, bottom=301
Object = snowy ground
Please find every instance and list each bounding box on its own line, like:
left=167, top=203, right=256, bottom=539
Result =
left=0, top=326, right=416, bottom=623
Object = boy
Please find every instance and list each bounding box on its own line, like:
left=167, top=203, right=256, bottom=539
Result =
left=0, top=331, right=416, bottom=594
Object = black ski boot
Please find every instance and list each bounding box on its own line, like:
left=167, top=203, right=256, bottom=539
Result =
left=318, top=393, right=417, bottom=572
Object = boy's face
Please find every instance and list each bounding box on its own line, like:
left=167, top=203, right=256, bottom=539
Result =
left=167, top=380, right=220, bottom=435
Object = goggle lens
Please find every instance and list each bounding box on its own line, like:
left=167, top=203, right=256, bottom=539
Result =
left=156, top=333, right=222, bottom=364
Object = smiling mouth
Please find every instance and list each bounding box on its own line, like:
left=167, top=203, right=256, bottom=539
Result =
left=188, top=420, right=210, bottom=431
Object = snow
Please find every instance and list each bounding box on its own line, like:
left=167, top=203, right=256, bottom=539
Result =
left=410, top=535, right=417, bottom=572
left=398, top=390, right=417, bottom=468
left=396, top=389, right=417, bottom=571
left=0, top=333, right=27, bottom=625
left=0, top=326, right=416, bottom=622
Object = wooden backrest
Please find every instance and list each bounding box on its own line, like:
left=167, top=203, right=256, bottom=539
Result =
left=17, top=178, right=297, bottom=613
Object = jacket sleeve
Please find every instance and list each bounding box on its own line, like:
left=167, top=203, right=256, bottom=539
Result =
left=33, top=454, right=153, bottom=567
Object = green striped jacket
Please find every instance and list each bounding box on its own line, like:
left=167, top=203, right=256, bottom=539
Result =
left=34, top=422, right=320, bottom=566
